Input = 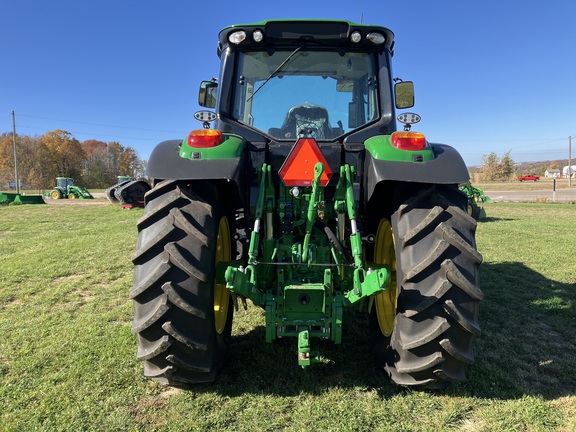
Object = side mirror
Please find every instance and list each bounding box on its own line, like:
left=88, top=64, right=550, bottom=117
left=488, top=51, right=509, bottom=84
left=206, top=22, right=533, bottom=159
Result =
left=199, top=81, right=218, bottom=108
left=394, top=81, right=414, bottom=109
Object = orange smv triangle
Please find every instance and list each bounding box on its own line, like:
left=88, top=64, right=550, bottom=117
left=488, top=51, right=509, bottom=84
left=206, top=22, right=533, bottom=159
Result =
left=279, top=138, right=333, bottom=187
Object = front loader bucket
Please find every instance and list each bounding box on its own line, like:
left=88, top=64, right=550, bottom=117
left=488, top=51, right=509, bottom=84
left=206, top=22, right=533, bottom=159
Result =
left=0, top=192, right=46, bottom=205
left=77, top=188, right=94, bottom=199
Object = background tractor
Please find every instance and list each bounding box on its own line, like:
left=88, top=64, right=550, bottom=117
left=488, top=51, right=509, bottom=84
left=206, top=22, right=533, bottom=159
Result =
left=105, top=175, right=133, bottom=202
left=459, top=181, right=490, bottom=220
left=47, top=177, right=93, bottom=199
left=105, top=175, right=150, bottom=206
left=131, top=20, right=483, bottom=389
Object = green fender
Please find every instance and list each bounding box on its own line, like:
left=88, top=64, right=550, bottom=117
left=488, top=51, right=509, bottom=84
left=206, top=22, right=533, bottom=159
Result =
left=364, top=136, right=470, bottom=201
left=147, top=134, right=246, bottom=181
left=146, top=135, right=247, bottom=207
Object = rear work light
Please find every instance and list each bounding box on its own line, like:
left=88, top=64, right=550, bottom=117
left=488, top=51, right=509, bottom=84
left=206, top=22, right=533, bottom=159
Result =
left=350, top=31, right=362, bottom=43
left=186, top=129, right=223, bottom=148
left=391, top=131, right=427, bottom=151
left=366, top=32, right=386, bottom=45
left=228, top=30, right=246, bottom=44
left=252, top=29, right=264, bottom=42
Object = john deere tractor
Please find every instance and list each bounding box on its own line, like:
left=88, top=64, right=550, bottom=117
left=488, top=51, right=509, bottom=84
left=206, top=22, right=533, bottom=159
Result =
left=131, top=20, right=483, bottom=389
left=105, top=176, right=134, bottom=203
left=47, top=177, right=93, bottom=199
left=105, top=176, right=150, bottom=206
left=459, top=181, right=490, bottom=220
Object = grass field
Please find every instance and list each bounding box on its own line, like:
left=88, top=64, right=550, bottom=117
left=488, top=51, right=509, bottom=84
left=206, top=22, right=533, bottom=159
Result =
left=1, top=201, right=575, bottom=431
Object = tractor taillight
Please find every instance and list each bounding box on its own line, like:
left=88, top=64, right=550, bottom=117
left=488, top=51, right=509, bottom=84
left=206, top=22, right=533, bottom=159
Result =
left=391, top=131, right=427, bottom=151
left=186, top=129, right=223, bottom=148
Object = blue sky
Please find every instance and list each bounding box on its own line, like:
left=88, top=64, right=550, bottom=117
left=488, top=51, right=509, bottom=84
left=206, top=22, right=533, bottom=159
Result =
left=1, top=0, right=575, bottom=167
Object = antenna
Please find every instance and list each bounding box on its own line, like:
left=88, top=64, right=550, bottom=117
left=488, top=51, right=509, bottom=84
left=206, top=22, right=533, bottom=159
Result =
left=360, top=12, right=363, bottom=24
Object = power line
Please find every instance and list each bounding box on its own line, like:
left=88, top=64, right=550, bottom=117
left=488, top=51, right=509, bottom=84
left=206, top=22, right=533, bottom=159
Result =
left=15, top=113, right=182, bottom=134
left=15, top=124, right=177, bottom=142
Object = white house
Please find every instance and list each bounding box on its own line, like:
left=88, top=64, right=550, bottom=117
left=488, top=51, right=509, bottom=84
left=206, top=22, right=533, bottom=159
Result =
left=562, top=165, right=576, bottom=178
left=545, top=169, right=561, bottom=178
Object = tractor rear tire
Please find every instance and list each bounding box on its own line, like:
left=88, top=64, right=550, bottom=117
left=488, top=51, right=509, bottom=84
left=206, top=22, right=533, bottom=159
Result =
left=371, top=185, right=483, bottom=388
left=131, top=180, right=234, bottom=385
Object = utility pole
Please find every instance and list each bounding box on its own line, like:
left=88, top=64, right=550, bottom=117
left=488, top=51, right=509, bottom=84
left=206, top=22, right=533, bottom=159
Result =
left=12, top=111, right=20, bottom=195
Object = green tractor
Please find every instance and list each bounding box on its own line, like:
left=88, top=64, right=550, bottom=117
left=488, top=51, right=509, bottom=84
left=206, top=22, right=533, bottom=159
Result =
left=131, top=20, right=483, bottom=389
left=47, top=177, right=93, bottom=199
left=459, top=181, right=491, bottom=221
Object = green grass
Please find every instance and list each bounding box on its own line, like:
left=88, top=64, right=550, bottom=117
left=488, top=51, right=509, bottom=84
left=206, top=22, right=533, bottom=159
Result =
left=475, top=179, right=574, bottom=191
left=1, top=202, right=575, bottom=431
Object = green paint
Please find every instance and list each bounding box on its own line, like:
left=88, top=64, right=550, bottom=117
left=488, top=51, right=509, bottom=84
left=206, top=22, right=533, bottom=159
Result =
left=179, top=133, right=246, bottom=160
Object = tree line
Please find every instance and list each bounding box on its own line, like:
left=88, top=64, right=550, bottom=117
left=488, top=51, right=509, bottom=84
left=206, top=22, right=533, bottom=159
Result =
left=475, top=151, right=570, bottom=181
left=0, top=130, right=146, bottom=190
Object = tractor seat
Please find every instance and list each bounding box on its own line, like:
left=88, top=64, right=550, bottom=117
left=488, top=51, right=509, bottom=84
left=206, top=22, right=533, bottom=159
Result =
left=280, top=104, right=332, bottom=140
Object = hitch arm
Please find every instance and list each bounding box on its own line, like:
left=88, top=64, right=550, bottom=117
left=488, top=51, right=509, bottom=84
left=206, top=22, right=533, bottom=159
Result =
left=248, top=164, right=270, bottom=264
left=302, top=162, right=323, bottom=263
left=344, top=267, right=389, bottom=305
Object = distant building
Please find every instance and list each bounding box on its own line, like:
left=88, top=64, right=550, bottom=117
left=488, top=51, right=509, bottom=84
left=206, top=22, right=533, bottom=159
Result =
left=562, top=165, right=576, bottom=178
left=545, top=169, right=561, bottom=178
left=8, top=181, right=24, bottom=189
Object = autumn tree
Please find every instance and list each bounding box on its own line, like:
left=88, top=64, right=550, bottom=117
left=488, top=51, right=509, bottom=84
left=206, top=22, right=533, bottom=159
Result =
left=0, top=133, right=53, bottom=190
left=108, top=141, right=123, bottom=175
left=118, top=145, right=139, bottom=176
left=40, top=130, right=86, bottom=182
left=80, top=140, right=142, bottom=187
left=17, top=135, right=53, bottom=189
left=82, top=139, right=112, bottom=187
left=0, top=133, right=16, bottom=188
left=133, top=158, right=147, bottom=179
left=480, top=151, right=515, bottom=182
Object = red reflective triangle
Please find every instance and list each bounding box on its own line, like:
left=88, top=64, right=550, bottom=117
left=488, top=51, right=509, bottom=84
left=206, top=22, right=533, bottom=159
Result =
left=279, top=138, right=333, bottom=187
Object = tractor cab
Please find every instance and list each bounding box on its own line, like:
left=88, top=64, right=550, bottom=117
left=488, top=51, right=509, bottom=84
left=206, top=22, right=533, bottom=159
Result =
left=56, top=177, right=74, bottom=191
left=198, top=20, right=415, bottom=145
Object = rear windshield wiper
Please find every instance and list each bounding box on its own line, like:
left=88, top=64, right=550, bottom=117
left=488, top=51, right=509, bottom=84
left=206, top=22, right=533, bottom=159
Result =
left=248, top=44, right=306, bottom=101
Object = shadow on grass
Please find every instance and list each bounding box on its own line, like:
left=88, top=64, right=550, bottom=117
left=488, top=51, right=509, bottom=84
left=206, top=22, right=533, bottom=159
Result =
left=460, top=261, right=576, bottom=400
left=479, top=216, right=517, bottom=223
left=187, top=262, right=575, bottom=400
left=211, top=309, right=402, bottom=399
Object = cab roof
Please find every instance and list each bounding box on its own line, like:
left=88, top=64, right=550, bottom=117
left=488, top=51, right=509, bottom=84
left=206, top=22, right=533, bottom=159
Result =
left=218, top=19, right=395, bottom=55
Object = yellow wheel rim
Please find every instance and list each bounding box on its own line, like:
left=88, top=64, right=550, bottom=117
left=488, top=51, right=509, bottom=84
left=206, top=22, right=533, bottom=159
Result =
left=214, top=216, right=231, bottom=334
left=374, top=219, right=397, bottom=337
left=69, top=193, right=76, bottom=199
left=50, top=191, right=59, bottom=199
